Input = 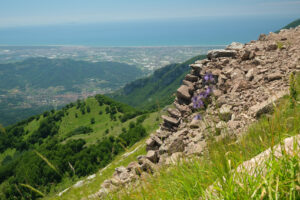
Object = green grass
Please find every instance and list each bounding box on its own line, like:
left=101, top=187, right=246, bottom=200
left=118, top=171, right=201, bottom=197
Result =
left=106, top=74, right=300, bottom=200
left=0, top=148, right=16, bottom=164
left=18, top=97, right=159, bottom=147
left=44, top=138, right=147, bottom=200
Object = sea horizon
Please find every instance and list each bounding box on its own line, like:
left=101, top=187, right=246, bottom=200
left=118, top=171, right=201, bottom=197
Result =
left=0, top=16, right=297, bottom=46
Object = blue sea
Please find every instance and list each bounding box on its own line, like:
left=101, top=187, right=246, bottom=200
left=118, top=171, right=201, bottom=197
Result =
left=0, top=16, right=297, bottom=46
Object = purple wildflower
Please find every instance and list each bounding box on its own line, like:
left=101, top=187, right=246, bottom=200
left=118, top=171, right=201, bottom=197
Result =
left=192, top=96, right=198, bottom=103
left=205, top=87, right=213, bottom=96
left=194, top=114, right=202, bottom=120
left=204, top=73, right=214, bottom=83
left=193, top=98, right=204, bottom=109
left=199, top=91, right=208, bottom=99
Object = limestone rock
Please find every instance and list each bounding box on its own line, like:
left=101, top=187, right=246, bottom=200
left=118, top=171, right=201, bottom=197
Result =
left=219, top=104, right=232, bottom=122
left=258, top=33, right=267, bottom=41
left=177, top=85, right=191, bottom=100
left=165, top=152, right=183, bottom=165
left=249, top=90, right=288, bottom=118
left=241, top=50, right=251, bottom=61
left=226, top=42, right=244, bottom=50
left=207, top=49, right=236, bottom=59
left=185, top=74, right=198, bottom=82
left=245, top=68, right=254, bottom=81
left=146, top=150, right=159, bottom=163
left=184, top=141, right=206, bottom=155
left=267, top=72, right=282, bottom=82
left=267, top=42, right=278, bottom=51
left=168, top=136, right=185, bottom=154
left=162, top=115, right=180, bottom=126
left=167, top=108, right=181, bottom=119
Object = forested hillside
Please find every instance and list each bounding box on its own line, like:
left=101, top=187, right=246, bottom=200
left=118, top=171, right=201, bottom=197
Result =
left=109, top=55, right=206, bottom=110
left=0, top=95, right=160, bottom=199
left=279, top=18, right=300, bottom=30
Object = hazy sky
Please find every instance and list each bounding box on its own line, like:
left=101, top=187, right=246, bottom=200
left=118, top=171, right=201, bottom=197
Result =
left=0, top=0, right=300, bottom=27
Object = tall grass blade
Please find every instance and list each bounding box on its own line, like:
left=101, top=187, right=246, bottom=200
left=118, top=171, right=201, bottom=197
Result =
left=20, top=183, right=45, bottom=197
left=34, top=150, right=61, bottom=176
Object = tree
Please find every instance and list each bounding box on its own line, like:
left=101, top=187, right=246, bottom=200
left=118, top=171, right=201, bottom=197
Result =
left=90, top=118, right=95, bottom=124
left=87, top=106, right=91, bottom=113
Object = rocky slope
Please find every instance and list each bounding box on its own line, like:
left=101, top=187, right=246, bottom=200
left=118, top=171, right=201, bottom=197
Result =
left=90, top=26, right=300, bottom=199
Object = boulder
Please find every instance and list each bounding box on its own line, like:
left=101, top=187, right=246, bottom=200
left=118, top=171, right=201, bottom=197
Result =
left=249, top=90, right=288, bottom=118
left=139, top=158, right=157, bottom=173
left=174, top=102, right=191, bottom=115
left=182, top=80, right=194, bottom=90
left=162, top=115, right=180, bottom=126
left=101, top=179, right=113, bottom=189
left=212, top=89, right=223, bottom=98
left=226, top=42, right=244, bottom=50
left=165, top=152, right=183, bottom=165
left=207, top=49, right=236, bottom=59
left=266, top=42, right=278, bottom=51
left=258, top=33, right=267, bottom=41
left=267, top=72, right=282, bottom=82
left=185, top=74, right=199, bottom=82
left=168, top=136, right=185, bottom=154
left=231, top=79, right=251, bottom=93
left=177, top=85, right=191, bottom=100
left=126, top=162, right=141, bottom=175
left=245, top=68, right=254, bottom=81
left=146, top=135, right=163, bottom=151
left=219, top=104, right=232, bottom=122
left=167, top=108, right=181, bottom=119
left=189, top=63, right=202, bottom=74
left=230, top=68, right=244, bottom=80
left=241, top=50, right=251, bottom=61
left=146, top=150, right=159, bottom=163
left=184, top=141, right=206, bottom=155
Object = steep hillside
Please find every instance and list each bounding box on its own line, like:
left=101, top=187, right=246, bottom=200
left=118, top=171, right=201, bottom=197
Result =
left=108, top=73, right=300, bottom=199
left=109, top=55, right=206, bottom=110
left=0, top=57, right=144, bottom=126
left=279, top=18, right=300, bottom=30
left=0, top=95, right=160, bottom=199
left=85, top=26, right=300, bottom=199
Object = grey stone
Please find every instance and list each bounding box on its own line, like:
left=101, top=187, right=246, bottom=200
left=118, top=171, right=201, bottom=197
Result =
left=207, top=49, right=237, bottom=59
left=267, top=72, right=282, bottom=82
left=167, top=108, right=181, bottom=119
left=219, top=104, right=232, bottom=122
left=245, top=68, right=254, bottom=81
left=146, top=150, right=159, bottom=163
left=168, top=137, right=185, bottom=154
left=177, top=85, right=191, bottom=100
left=185, top=74, right=198, bottom=82
left=162, top=115, right=180, bottom=126
left=258, top=33, right=267, bottom=41
left=226, top=42, right=244, bottom=50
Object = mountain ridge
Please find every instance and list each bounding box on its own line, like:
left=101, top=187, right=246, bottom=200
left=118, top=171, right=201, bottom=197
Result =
left=109, top=55, right=206, bottom=110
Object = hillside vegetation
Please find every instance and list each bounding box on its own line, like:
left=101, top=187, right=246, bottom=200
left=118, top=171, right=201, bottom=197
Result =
left=107, top=74, right=300, bottom=200
left=280, top=18, right=300, bottom=30
left=0, top=57, right=144, bottom=126
left=109, top=55, right=206, bottom=110
left=0, top=95, right=160, bottom=199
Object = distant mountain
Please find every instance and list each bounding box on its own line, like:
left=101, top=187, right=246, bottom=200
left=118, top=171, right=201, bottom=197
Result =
left=0, top=57, right=143, bottom=91
left=109, top=55, right=206, bottom=110
left=277, top=18, right=300, bottom=32
left=0, top=58, right=144, bottom=125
